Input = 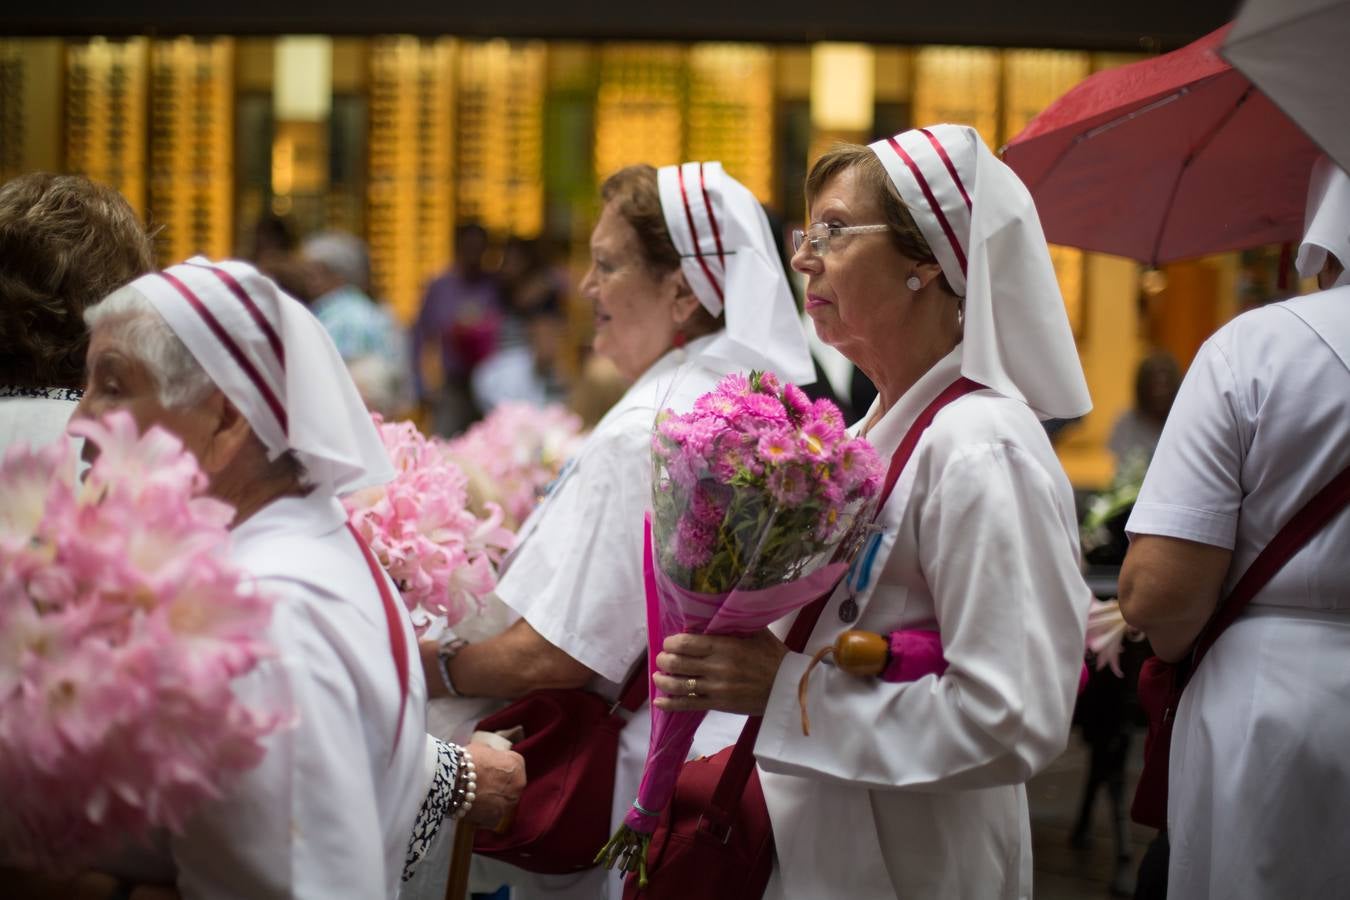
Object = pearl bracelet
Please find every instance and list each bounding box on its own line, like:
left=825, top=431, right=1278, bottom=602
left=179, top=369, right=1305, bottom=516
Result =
left=450, top=745, right=478, bottom=821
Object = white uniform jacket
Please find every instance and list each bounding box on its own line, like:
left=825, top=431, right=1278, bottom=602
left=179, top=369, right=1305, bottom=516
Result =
left=170, top=490, right=428, bottom=899
left=486, top=334, right=755, bottom=899
left=1127, top=290, right=1350, bottom=899
left=756, top=349, right=1091, bottom=900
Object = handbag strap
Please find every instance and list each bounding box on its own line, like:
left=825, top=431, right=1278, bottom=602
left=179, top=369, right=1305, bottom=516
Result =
left=346, top=522, right=410, bottom=758
left=1190, top=460, right=1350, bottom=673
left=615, top=651, right=650, bottom=714
left=703, top=376, right=985, bottom=830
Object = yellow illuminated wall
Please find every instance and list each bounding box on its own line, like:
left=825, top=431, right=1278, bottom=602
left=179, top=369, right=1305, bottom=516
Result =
left=368, top=36, right=456, bottom=323
left=456, top=40, right=546, bottom=238
left=595, top=45, right=685, bottom=181
left=66, top=38, right=149, bottom=218
left=687, top=44, right=775, bottom=203
left=911, top=46, right=1000, bottom=150
left=149, top=38, right=234, bottom=264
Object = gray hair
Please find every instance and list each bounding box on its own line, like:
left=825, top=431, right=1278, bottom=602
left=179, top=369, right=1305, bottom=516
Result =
left=84, top=285, right=215, bottom=408
left=301, top=231, right=370, bottom=289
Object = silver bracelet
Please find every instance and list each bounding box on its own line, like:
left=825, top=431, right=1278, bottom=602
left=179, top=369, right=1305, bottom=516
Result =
left=437, top=637, right=470, bottom=698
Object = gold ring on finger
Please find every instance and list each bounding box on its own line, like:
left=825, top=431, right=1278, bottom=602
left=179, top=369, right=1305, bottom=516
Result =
left=686, top=677, right=698, bottom=697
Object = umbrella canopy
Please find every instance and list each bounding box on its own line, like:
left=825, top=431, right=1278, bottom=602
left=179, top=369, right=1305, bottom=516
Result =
left=1224, top=0, right=1350, bottom=175
left=1003, top=24, right=1322, bottom=265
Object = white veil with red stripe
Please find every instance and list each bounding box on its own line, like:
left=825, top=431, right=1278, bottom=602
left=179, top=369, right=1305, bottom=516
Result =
left=870, top=125, right=1091, bottom=421
left=120, top=257, right=394, bottom=495
left=656, top=161, right=815, bottom=386
left=1296, top=155, right=1350, bottom=287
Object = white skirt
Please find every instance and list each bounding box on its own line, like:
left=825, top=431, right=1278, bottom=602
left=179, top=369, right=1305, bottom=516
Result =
left=1168, top=606, right=1350, bottom=898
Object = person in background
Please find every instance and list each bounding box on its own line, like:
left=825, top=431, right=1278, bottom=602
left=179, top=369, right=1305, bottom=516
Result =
left=470, top=296, right=568, bottom=413
left=412, top=223, right=503, bottom=436
left=245, top=213, right=311, bottom=303
left=654, top=126, right=1093, bottom=898
left=1120, top=157, right=1350, bottom=898
left=1107, top=351, right=1180, bottom=471
left=300, top=231, right=410, bottom=416
left=0, top=172, right=155, bottom=456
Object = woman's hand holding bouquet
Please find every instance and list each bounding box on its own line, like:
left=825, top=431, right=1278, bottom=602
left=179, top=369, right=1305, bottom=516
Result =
left=596, top=371, right=882, bottom=885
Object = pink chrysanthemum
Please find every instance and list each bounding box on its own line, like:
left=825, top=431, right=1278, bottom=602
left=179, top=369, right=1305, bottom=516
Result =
left=0, top=412, right=284, bottom=869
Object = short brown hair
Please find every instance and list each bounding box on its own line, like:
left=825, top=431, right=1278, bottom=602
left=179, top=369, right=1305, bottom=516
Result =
left=599, top=164, right=720, bottom=337
left=600, top=164, right=682, bottom=275
left=0, top=173, right=155, bottom=388
left=805, top=143, right=954, bottom=294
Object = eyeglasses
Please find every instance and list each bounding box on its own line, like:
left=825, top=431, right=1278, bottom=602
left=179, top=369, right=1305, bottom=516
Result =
left=791, top=223, right=890, bottom=256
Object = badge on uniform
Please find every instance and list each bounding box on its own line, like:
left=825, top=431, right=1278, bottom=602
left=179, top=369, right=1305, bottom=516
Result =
left=838, top=529, right=885, bottom=624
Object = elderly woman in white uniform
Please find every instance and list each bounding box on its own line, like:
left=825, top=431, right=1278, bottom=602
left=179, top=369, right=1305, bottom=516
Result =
left=653, top=126, right=1093, bottom=899
left=420, top=162, right=814, bottom=899
left=1120, top=156, right=1350, bottom=898
left=71, top=259, right=522, bottom=898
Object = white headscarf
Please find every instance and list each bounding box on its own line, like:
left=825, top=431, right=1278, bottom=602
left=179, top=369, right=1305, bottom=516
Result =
left=118, top=257, right=394, bottom=496
left=868, top=125, right=1092, bottom=420
left=656, top=161, right=815, bottom=386
left=1296, top=155, right=1350, bottom=287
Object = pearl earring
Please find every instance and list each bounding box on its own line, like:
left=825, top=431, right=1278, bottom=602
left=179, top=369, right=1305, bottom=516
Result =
left=905, top=274, right=922, bottom=291
left=957, top=301, right=965, bottom=328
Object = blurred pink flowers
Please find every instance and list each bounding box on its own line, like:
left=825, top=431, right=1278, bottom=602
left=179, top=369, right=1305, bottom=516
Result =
left=443, top=402, right=585, bottom=530
left=0, top=411, right=283, bottom=868
left=344, top=416, right=515, bottom=633
left=1086, top=598, right=1141, bottom=677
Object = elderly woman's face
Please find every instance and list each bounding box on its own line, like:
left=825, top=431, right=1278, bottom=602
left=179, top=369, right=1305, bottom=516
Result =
left=580, top=201, right=681, bottom=382
left=792, top=166, right=915, bottom=360
left=74, top=324, right=218, bottom=465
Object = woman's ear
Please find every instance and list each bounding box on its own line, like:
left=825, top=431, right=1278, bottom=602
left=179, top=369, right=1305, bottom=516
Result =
left=196, top=393, right=256, bottom=476
left=914, top=260, right=946, bottom=291
left=666, top=269, right=704, bottom=328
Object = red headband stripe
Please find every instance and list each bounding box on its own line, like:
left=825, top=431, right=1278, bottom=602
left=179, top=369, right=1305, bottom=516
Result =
left=677, top=164, right=725, bottom=304
left=157, top=271, right=289, bottom=434
left=698, top=163, right=727, bottom=272
left=187, top=261, right=286, bottom=369
left=920, top=128, right=972, bottom=212
left=885, top=136, right=968, bottom=275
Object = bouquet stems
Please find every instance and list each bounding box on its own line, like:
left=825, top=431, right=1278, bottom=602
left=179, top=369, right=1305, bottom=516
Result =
left=595, top=824, right=651, bottom=887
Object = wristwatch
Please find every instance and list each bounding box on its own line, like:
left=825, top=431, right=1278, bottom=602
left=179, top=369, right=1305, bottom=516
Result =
left=437, top=637, right=470, bottom=698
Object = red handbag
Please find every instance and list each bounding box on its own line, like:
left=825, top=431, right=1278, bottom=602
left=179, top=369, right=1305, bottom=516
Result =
left=473, top=664, right=647, bottom=874
left=1131, top=461, right=1350, bottom=828
left=625, top=378, right=986, bottom=899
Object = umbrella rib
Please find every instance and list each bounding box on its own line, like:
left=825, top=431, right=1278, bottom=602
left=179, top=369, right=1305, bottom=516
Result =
left=1025, top=73, right=1227, bottom=189
left=1150, top=84, right=1255, bottom=265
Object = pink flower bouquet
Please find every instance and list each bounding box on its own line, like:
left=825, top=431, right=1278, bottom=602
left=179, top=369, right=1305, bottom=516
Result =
left=597, top=371, right=883, bottom=884
left=0, top=412, right=284, bottom=869
left=344, top=416, right=515, bottom=634
left=443, top=402, right=585, bottom=531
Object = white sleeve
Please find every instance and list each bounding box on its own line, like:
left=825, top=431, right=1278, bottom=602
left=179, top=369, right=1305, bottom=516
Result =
left=756, top=443, right=1088, bottom=792
left=170, top=588, right=390, bottom=899
left=493, top=415, right=653, bottom=684
left=1126, top=337, right=1245, bottom=549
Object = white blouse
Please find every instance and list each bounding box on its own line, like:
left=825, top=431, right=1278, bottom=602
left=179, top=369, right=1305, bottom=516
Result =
left=170, top=491, right=427, bottom=899
left=755, top=348, right=1091, bottom=899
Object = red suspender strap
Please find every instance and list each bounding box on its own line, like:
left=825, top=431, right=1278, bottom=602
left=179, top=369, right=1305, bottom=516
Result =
left=1193, top=460, right=1350, bottom=669
left=347, top=522, right=410, bottom=756
left=705, top=376, right=986, bottom=828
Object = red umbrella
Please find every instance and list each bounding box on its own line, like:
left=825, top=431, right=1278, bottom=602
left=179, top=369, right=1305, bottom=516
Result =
left=1002, top=24, right=1322, bottom=265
